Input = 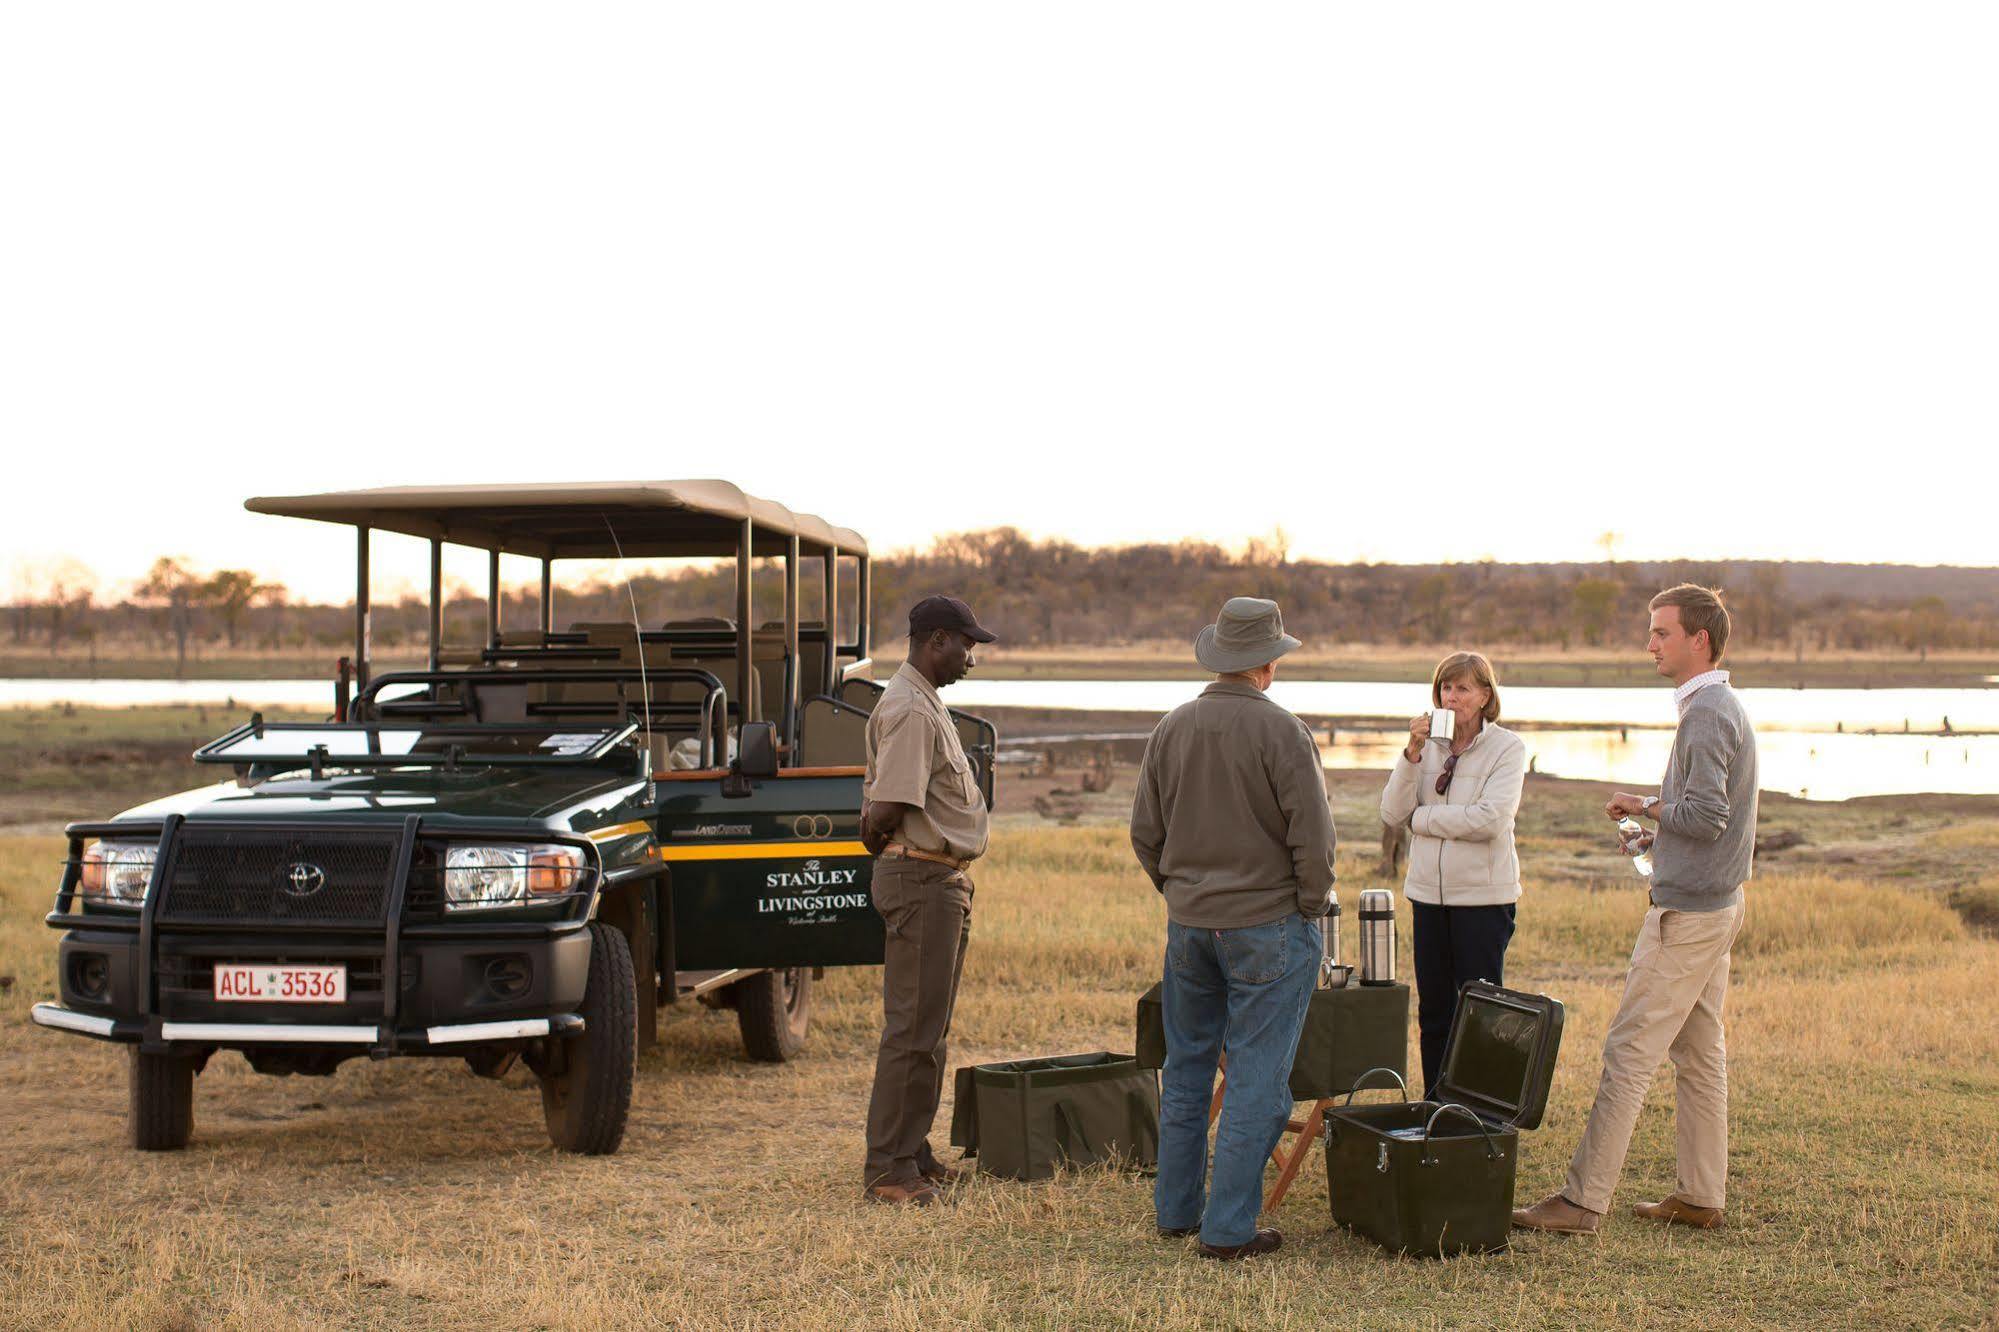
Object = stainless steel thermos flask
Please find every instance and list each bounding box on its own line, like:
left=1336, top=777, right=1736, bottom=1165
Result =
left=1359, top=888, right=1397, bottom=985
left=1317, top=892, right=1345, bottom=987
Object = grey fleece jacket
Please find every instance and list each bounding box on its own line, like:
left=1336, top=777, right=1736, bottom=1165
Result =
left=1650, top=683, right=1759, bottom=912
left=1130, top=680, right=1337, bottom=929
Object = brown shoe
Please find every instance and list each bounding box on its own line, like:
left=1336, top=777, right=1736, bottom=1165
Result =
left=864, top=1181, right=940, bottom=1207
left=1157, top=1225, right=1198, bottom=1239
left=918, top=1160, right=970, bottom=1188
left=1632, top=1195, right=1724, bottom=1229
left=1198, top=1228, right=1283, bottom=1260
left=1510, top=1193, right=1602, bottom=1235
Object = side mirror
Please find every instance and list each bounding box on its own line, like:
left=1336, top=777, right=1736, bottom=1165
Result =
left=737, top=721, right=780, bottom=780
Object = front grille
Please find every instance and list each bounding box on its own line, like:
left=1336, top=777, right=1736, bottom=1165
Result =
left=156, top=827, right=401, bottom=926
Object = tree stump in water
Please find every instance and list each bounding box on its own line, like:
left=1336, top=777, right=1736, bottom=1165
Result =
left=1378, top=821, right=1409, bottom=878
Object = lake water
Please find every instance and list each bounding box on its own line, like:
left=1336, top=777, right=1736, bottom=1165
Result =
left=3, top=676, right=1994, bottom=802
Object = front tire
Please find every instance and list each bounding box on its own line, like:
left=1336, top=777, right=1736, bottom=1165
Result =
left=129, top=1048, right=195, bottom=1151
left=736, top=967, right=811, bottom=1062
left=539, top=922, right=635, bottom=1155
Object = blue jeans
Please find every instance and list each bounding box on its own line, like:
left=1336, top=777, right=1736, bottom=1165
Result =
left=1155, top=912, right=1319, bottom=1246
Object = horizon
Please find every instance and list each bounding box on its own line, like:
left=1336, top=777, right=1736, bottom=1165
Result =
left=11, top=534, right=1999, bottom=609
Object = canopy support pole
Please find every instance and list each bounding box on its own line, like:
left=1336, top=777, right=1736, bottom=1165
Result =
left=540, top=559, right=553, bottom=639
left=354, top=526, right=372, bottom=690
left=858, top=555, right=872, bottom=662
left=736, top=519, right=754, bottom=725
left=487, top=548, right=501, bottom=649
left=427, top=539, right=442, bottom=671
left=783, top=535, right=800, bottom=754
left=823, top=547, right=839, bottom=694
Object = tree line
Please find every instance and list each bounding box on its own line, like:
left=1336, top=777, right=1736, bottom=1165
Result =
left=9, top=534, right=1999, bottom=671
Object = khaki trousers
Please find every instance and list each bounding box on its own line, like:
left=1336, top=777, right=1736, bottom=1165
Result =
left=1565, top=898, right=1745, bottom=1214
left=863, top=857, right=974, bottom=1189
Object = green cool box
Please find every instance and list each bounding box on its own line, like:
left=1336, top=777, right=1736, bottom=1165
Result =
left=1323, top=981, right=1564, bottom=1256
left=1133, top=979, right=1409, bottom=1100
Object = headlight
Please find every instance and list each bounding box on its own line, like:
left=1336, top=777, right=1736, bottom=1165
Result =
left=80, top=840, right=157, bottom=908
left=443, top=843, right=587, bottom=912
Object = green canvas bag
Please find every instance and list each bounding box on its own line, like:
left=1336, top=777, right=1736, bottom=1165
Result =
left=949, top=1053, right=1160, bottom=1181
left=1134, top=980, right=1408, bottom=1100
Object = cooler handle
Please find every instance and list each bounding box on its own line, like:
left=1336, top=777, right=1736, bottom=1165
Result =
left=1337, top=1067, right=1409, bottom=1106
left=1419, top=1102, right=1503, bottom=1166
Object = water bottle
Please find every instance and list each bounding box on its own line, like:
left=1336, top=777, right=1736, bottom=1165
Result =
left=1616, top=817, right=1654, bottom=877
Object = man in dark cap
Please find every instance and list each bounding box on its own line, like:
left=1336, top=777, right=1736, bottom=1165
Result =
left=859, top=595, right=998, bottom=1205
left=1131, top=597, right=1336, bottom=1259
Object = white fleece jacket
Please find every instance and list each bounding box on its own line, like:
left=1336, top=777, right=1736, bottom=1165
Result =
left=1378, top=723, right=1526, bottom=907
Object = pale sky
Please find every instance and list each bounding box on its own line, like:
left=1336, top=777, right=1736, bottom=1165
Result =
left=3, top=4, right=1994, bottom=603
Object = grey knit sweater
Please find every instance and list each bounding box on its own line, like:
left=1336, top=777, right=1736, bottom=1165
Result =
left=1650, top=683, right=1759, bottom=911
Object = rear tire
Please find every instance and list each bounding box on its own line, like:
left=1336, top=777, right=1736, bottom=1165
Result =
left=129, top=1048, right=195, bottom=1151
left=539, top=922, right=635, bottom=1155
left=736, top=967, right=811, bottom=1062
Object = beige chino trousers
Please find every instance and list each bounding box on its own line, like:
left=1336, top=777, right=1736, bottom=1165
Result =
left=1564, top=898, right=1745, bottom=1214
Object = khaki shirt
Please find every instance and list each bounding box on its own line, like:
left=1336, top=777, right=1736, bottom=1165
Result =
left=864, top=661, right=990, bottom=863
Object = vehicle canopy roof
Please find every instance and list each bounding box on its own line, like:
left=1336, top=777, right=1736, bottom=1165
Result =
left=245, top=480, right=868, bottom=559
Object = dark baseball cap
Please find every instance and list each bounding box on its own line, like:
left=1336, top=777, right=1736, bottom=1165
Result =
left=909, top=595, right=997, bottom=643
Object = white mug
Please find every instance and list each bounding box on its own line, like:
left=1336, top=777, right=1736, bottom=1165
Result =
left=1429, top=708, right=1456, bottom=744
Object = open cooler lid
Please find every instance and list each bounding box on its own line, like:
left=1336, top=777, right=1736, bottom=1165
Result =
left=1433, top=981, right=1565, bottom=1131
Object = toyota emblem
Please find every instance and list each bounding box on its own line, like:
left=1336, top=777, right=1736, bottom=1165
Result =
left=283, top=862, right=328, bottom=897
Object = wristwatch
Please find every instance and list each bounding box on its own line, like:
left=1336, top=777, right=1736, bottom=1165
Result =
left=1641, top=796, right=1660, bottom=815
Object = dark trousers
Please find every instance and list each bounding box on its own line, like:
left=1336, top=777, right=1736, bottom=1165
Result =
left=1411, top=900, right=1516, bottom=1097
left=863, top=857, right=973, bottom=1188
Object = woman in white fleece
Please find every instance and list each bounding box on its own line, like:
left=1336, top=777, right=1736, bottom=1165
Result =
left=1379, top=651, right=1528, bottom=1097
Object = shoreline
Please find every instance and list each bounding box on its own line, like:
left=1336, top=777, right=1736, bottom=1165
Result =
left=5, top=645, right=1997, bottom=690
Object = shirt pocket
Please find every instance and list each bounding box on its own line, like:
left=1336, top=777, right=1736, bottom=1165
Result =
left=1216, top=916, right=1291, bottom=985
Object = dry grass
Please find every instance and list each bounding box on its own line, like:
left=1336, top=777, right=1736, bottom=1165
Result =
left=3, top=827, right=1997, bottom=1331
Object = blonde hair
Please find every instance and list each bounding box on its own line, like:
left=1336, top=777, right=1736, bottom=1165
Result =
left=1649, top=583, right=1730, bottom=662
left=1431, top=651, right=1500, bottom=724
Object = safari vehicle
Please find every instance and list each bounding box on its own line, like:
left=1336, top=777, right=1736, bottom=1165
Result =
left=30, top=481, right=996, bottom=1154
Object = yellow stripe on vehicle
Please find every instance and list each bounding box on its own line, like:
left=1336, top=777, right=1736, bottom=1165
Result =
left=654, top=841, right=870, bottom=862
left=586, top=821, right=655, bottom=843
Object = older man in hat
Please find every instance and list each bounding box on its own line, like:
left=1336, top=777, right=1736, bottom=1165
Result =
left=859, top=595, right=998, bottom=1206
left=1130, top=597, right=1337, bottom=1260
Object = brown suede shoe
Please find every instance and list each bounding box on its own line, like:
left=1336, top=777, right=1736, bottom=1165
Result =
left=918, top=1160, right=970, bottom=1188
left=1510, top=1193, right=1602, bottom=1234
left=1157, top=1225, right=1198, bottom=1239
left=1198, top=1228, right=1283, bottom=1260
left=1632, top=1195, right=1724, bottom=1229
left=864, top=1181, right=940, bottom=1207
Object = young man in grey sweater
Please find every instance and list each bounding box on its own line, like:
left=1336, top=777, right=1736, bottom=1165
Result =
left=1515, top=583, right=1759, bottom=1235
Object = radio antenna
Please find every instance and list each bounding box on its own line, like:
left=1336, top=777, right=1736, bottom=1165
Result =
left=601, top=514, right=655, bottom=802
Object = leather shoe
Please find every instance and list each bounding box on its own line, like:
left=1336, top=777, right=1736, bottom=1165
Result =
left=1157, top=1225, right=1198, bottom=1239
left=1632, top=1195, right=1724, bottom=1229
left=1198, top=1228, right=1282, bottom=1260
left=1510, top=1193, right=1601, bottom=1234
left=918, top=1160, right=969, bottom=1188
left=864, top=1181, right=939, bottom=1207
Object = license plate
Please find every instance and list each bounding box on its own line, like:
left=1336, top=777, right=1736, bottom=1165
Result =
left=213, top=963, right=347, bottom=1003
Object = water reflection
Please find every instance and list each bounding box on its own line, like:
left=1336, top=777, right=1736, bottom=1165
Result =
left=4, top=675, right=1995, bottom=802
left=1317, top=728, right=1999, bottom=802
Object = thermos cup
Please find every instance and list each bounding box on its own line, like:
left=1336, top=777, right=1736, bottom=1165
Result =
left=1318, top=893, right=1348, bottom=988
left=1429, top=709, right=1456, bottom=745
left=1359, top=888, right=1397, bottom=985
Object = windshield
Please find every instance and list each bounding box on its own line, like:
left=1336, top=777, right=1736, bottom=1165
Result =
left=195, top=722, right=635, bottom=767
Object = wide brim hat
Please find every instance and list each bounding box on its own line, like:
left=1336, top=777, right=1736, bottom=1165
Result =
left=1194, top=596, right=1302, bottom=673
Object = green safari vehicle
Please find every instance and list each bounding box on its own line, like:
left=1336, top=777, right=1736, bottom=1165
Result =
left=30, top=481, right=996, bottom=1154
